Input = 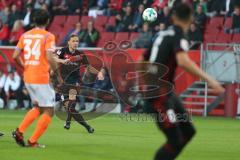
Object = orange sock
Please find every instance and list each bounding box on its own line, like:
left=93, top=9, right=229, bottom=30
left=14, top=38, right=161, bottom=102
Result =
left=18, top=107, right=40, bottom=133
left=29, top=113, right=52, bottom=143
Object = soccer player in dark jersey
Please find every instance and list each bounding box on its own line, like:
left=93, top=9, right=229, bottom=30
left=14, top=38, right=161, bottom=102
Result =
left=145, top=4, right=225, bottom=160
left=0, top=132, right=3, bottom=137
left=55, top=34, right=105, bottom=133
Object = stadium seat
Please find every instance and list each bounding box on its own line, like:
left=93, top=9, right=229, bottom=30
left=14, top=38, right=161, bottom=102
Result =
left=94, top=16, right=108, bottom=28
left=215, top=33, right=232, bottom=43
left=80, top=16, right=94, bottom=28
left=101, top=32, right=115, bottom=40
left=97, top=32, right=115, bottom=47
left=129, top=33, right=140, bottom=41
left=224, top=17, right=232, bottom=29
left=57, top=34, right=66, bottom=46
left=48, top=25, right=63, bottom=37
left=51, top=15, right=67, bottom=26
left=62, top=19, right=77, bottom=36
left=57, top=27, right=70, bottom=45
left=204, top=27, right=220, bottom=35
left=95, top=26, right=104, bottom=32
left=97, top=40, right=106, bottom=47
left=62, top=24, right=72, bottom=34
left=65, top=15, right=80, bottom=27
left=232, top=34, right=240, bottom=43
left=115, top=32, right=129, bottom=43
left=208, top=17, right=224, bottom=29
left=204, top=34, right=217, bottom=43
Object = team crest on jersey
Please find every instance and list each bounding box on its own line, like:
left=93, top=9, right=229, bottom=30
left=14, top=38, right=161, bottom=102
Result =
left=56, top=50, right=61, bottom=56
left=180, top=39, right=189, bottom=51
left=64, top=54, right=70, bottom=59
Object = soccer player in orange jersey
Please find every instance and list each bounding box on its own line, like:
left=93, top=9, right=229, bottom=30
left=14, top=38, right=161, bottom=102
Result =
left=12, top=9, right=59, bottom=148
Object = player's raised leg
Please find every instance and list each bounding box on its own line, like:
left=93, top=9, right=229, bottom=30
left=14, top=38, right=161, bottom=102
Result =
left=63, top=88, right=94, bottom=133
left=64, top=107, right=72, bottom=130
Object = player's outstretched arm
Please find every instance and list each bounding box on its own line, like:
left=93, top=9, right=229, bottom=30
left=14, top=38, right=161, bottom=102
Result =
left=87, top=66, right=105, bottom=80
left=176, top=52, right=225, bottom=95
left=47, top=51, right=63, bottom=84
left=47, top=51, right=58, bottom=71
left=53, top=53, right=70, bottom=64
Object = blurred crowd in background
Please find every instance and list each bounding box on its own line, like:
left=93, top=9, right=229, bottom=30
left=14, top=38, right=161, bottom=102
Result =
left=0, top=0, right=239, bottom=49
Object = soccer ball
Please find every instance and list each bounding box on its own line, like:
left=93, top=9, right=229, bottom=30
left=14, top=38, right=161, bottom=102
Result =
left=142, top=8, right=158, bottom=22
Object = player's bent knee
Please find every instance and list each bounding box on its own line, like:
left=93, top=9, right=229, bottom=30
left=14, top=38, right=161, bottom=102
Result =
left=40, top=107, right=55, bottom=117
left=168, top=139, right=184, bottom=152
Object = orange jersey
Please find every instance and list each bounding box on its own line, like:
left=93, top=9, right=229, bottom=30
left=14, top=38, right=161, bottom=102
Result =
left=16, top=28, right=56, bottom=84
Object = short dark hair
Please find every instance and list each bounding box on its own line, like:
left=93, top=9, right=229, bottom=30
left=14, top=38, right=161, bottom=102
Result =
left=173, top=3, right=193, bottom=22
left=33, top=9, right=50, bottom=26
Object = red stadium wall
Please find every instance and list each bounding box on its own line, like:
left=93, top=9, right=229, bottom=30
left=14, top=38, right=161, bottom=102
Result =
left=0, top=47, right=238, bottom=117
left=0, top=47, right=199, bottom=94
left=174, top=50, right=200, bottom=94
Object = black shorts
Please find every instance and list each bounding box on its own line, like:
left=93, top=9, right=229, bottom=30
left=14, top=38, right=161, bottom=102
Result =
left=148, top=93, right=191, bottom=127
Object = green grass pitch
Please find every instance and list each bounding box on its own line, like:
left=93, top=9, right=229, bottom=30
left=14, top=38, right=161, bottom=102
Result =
left=0, top=110, right=240, bottom=160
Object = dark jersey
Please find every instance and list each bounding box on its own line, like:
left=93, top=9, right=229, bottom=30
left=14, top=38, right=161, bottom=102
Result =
left=148, top=25, right=189, bottom=83
left=56, top=47, right=89, bottom=84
